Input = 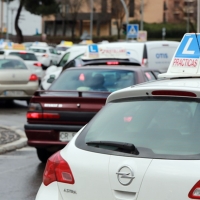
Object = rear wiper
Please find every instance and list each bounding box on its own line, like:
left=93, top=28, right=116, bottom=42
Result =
left=86, top=141, right=139, bottom=155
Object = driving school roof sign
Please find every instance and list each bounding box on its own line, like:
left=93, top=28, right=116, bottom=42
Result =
left=82, top=44, right=128, bottom=59
left=160, top=33, right=200, bottom=78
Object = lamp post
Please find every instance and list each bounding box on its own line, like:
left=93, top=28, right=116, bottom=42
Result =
left=140, top=0, right=144, bottom=30
left=120, top=0, right=129, bottom=40
left=1, top=0, right=3, bottom=37
left=90, top=0, right=93, bottom=40
left=197, top=0, right=200, bottom=33
left=6, top=0, right=9, bottom=40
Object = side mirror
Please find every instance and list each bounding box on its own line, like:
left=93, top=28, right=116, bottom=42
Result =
left=47, top=75, right=55, bottom=83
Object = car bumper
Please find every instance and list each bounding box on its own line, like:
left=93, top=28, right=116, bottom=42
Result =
left=24, top=124, right=83, bottom=147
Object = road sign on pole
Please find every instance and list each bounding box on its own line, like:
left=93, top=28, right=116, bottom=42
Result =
left=127, top=24, right=139, bottom=39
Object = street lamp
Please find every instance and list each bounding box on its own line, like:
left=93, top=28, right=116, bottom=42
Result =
left=6, top=0, right=9, bottom=40
left=140, top=0, right=144, bottom=30
left=90, top=0, right=93, bottom=40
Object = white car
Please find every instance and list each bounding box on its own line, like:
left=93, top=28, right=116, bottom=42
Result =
left=0, top=55, right=39, bottom=104
left=29, top=46, right=60, bottom=68
left=0, top=49, right=44, bottom=81
left=41, top=45, right=88, bottom=90
left=36, top=33, right=200, bottom=200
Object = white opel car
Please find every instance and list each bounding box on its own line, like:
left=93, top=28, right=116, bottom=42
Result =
left=35, top=33, right=200, bottom=200
left=29, top=46, right=59, bottom=68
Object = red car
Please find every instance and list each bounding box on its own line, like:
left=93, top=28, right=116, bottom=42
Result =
left=25, top=66, right=165, bottom=162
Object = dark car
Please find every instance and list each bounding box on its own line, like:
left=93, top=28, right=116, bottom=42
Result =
left=25, top=66, right=166, bottom=163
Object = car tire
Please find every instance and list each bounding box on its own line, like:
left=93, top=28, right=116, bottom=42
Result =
left=36, top=148, right=51, bottom=163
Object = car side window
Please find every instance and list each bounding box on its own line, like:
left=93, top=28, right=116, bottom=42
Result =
left=153, top=71, right=160, bottom=78
left=145, top=71, right=156, bottom=81
left=59, top=53, right=70, bottom=66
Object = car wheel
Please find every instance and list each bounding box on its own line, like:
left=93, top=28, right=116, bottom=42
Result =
left=36, top=148, right=52, bottom=163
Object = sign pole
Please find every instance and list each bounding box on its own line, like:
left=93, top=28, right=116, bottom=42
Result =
left=120, top=0, right=129, bottom=41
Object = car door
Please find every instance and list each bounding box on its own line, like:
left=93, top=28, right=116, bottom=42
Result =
left=49, top=48, right=58, bottom=65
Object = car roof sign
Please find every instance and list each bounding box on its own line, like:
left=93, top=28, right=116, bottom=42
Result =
left=82, top=44, right=128, bottom=60
left=159, top=33, right=200, bottom=78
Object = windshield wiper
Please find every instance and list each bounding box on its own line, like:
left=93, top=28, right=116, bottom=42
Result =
left=86, top=141, right=139, bottom=155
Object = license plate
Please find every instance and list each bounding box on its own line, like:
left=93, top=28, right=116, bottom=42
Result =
left=4, top=91, right=24, bottom=96
left=59, top=132, right=76, bottom=142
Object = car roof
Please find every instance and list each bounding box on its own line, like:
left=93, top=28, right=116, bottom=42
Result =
left=65, top=65, right=165, bottom=72
left=0, top=55, right=24, bottom=61
left=3, top=49, right=35, bottom=54
left=30, top=46, right=51, bottom=49
left=106, top=77, right=200, bottom=103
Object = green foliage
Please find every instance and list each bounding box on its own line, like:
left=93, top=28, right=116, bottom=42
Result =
left=130, top=20, right=195, bottom=40
left=24, top=0, right=59, bottom=16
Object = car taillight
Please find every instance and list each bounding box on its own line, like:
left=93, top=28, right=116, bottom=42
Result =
left=28, top=103, right=42, bottom=111
left=34, top=62, right=42, bottom=67
left=19, top=51, right=26, bottom=54
left=27, top=112, right=60, bottom=119
left=189, top=181, right=200, bottom=199
left=43, top=151, right=75, bottom=186
left=152, top=90, right=196, bottom=97
left=142, top=58, right=147, bottom=66
left=42, top=54, right=48, bottom=57
left=29, top=74, right=38, bottom=81
left=107, top=61, right=119, bottom=65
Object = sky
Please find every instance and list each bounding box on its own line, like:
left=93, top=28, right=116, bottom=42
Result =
left=1, top=1, right=42, bottom=35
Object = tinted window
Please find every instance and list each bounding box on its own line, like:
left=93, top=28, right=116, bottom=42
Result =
left=78, top=97, right=200, bottom=159
left=30, top=48, right=46, bottom=53
left=9, top=52, right=37, bottom=61
left=0, top=59, right=27, bottom=69
left=59, top=53, right=70, bottom=66
left=145, top=71, right=156, bottom=81
left=56, top=47, right=69, bottom=51
left=50, top=69, right=135, bottom=92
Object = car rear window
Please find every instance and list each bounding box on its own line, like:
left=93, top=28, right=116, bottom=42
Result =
left=76, top=97, right=200, bottom=159
left=30, top=48, right=46, bottom=53
left=50, top=69, right=135, bottom=92
left=9, top=52, right=37, bottom=61
left=56, top=46, right=69, bottom=51
left=0, top=59, right=27, bottom=69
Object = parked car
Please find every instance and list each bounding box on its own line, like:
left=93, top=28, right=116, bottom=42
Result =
left=41, top=57, right=141, bottom=90
left=29, top=46, right=60, bottom=68
left=0, top=55, right=39, bottom=104
left=25, top=65, right=166, bottom=163
left=35, top=33, right=200, bottom=200
left=0, top=49, right=44, bottom=81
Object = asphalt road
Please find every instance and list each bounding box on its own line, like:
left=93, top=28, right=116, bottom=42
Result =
left=0, top=147, right=45, bottom=200
left=0, top=100, right=44, bottom=200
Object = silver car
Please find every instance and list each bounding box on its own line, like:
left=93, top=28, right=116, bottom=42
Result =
left=0, top=55, right=39, bottom=104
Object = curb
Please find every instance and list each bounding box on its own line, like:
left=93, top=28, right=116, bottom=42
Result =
left=0, top=126, right=27, bottom=154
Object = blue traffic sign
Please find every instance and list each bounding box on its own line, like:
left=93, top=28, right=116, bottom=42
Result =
left=127, top=24, right=139, bottom=39
left=175, top=34, right=200, bottom=59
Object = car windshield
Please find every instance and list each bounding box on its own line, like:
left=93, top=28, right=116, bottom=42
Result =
left=9, top=52, right=37, bottom=61
left=50, top=69, right=135, bottom=92
left=30, top=48, right=46, bottom=53
left=0, top=59, right=27, bottom=69
left=78, top=97, right=200, bottom=159
left=56, top=46, right=69, bottom=51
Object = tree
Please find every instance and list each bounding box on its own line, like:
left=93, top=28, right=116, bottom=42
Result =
left=4, top=0, right=59, bottom=43
left=111, top=0, right=130, bottom=39
left=58, top=0, right=83, bottom=39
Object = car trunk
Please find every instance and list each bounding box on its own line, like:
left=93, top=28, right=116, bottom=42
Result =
left=28, top=90, right=109, bottom=125
left=60, top=143, right=200, bottom=200
left=0, top=69, right=31, bottom=84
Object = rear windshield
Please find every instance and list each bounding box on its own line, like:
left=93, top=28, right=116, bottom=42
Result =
left=56, top=46, right=69, bottom=51
left=0, top=59, right=27, bottom=69
left=30, top=48, right=46, bottom=53
left=50, top=69, right=135, bottom=92
left=76, top=97, right=200, bottom=159
left=9, top=52, right=37, bottom=61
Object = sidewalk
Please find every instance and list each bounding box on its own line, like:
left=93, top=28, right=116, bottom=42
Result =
left=0, top=126, right=27, bottom=154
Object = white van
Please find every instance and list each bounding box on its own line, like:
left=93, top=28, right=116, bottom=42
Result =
left=106, top=40, right=179, bottom=69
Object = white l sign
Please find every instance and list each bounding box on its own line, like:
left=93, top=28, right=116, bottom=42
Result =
left=182, top=38, right=195, bottom=55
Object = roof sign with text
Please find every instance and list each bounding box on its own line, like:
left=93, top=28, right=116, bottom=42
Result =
left=82, top=44, right=128, bottom=60
left=60, top=41, right=73, bottom=47
left=159, top=33, right=200, bottom=78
